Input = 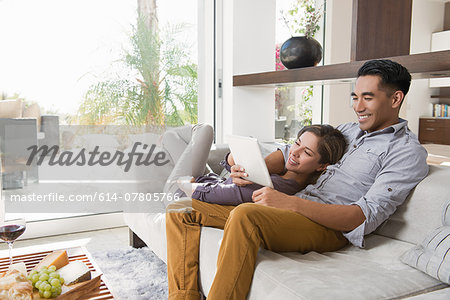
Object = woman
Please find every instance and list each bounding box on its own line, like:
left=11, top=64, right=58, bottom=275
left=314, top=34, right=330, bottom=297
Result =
left=176, top=124, right=346, bottom=206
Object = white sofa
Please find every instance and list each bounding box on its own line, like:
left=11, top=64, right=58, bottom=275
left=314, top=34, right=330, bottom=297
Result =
left=124, top=145, right=450, bottom=299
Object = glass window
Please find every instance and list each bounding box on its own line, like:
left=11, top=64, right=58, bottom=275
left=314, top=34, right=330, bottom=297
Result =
left=0, top=0, right=199, bottom=227
left=0, top=0, right=198, bottom=127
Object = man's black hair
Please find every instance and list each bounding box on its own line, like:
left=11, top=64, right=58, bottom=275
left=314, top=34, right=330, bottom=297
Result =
left=357, top=59, right=412, bottom=96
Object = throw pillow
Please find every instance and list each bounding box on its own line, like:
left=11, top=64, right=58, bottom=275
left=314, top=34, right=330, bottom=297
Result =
left=0, top=99, right=23, bottom=118
left=400, top=225, right=450, bottom=284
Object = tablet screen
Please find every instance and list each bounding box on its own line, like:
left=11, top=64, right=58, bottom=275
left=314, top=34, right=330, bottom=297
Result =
left=227, top=135, right=274, bottom=188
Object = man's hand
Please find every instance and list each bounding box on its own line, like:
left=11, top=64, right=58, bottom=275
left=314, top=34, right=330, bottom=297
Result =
left=252, top=187, right=295, bottom=211
left=230, top=164, right=254, bottom=186
left=253, top=187, right=366, bottom=232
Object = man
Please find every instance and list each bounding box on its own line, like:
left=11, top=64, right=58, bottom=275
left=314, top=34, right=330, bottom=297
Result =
left=166, top=59, right=429, bottom=300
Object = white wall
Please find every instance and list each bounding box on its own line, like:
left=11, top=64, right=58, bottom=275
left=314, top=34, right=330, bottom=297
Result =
left=322, top=0, right=354, bottom=127
left=221, top=0, right=276, bottom=142
left=402, top=0, right=444, bottom=134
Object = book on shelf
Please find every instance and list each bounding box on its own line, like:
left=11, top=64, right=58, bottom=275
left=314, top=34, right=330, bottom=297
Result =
left=433, top=103, right=449, bottom=118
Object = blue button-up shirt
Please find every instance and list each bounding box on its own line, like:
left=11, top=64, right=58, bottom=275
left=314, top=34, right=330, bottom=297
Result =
left=281, top=120, right=429, bottom=247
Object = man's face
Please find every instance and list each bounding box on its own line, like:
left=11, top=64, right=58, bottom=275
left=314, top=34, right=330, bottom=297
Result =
left=351, top=75, right=401, bottom=133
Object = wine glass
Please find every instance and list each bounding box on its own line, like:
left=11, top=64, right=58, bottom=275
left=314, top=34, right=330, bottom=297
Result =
left=0, top=218, right=26, bottom=265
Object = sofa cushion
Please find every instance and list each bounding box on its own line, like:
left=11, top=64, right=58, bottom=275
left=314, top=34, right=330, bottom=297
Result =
left=125, top=211, right=446, bottom=299
left=0, top=99, right=23, bottom=118
left=400, top=225, right=450, bottom=285
left=400, top=202, right=450, bottom=285
left=375, top=165, right=450, bottom=245
left=197, top=231, right=445, bottom=299
left=443, top=200, right=450, bottom=226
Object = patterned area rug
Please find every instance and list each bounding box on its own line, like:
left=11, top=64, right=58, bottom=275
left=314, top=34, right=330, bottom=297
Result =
left=91, top=247, right=168, bottom=300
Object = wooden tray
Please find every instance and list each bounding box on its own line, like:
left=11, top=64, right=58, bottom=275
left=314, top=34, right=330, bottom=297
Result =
left=0, top=247, right=115, bottom=299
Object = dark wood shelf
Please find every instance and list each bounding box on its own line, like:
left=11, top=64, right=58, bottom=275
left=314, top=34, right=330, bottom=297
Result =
left=431, top=95, right=450, bottom=100
left=233, top=50, right=450, bottom=87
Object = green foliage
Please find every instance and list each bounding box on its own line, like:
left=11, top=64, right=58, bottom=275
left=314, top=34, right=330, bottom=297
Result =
left=285, top=85, right=313, bottom=127
left=75, top=14, right=197, bottom=126
left=283, top=0, right=324, bottom=39
left=300, top=86, right=313, bottom=126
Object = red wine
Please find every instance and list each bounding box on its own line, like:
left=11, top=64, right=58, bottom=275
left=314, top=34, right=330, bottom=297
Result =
left=0, top=224, right=26, bottom=242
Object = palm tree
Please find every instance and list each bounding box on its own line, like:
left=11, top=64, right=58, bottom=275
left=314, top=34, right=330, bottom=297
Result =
left=75, top=1, right=197, bottom=126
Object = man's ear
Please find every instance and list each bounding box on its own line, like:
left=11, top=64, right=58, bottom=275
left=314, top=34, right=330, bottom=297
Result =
left=392, top=90, right=404, bottom=109
left=316, top=163, right=329, bottom=172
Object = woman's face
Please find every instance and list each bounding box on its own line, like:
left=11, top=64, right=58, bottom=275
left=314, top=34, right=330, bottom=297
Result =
left=285, top=131, right=327, bottom=175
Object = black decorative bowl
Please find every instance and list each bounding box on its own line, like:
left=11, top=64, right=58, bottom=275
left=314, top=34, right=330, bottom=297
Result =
left=280, top=36, right=323, bottom=69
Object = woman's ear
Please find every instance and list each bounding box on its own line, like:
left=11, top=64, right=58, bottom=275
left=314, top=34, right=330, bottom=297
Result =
left=316, top=163, right=329, bottom=172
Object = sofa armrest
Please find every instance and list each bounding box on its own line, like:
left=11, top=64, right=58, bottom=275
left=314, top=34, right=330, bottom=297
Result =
left=207, top=144, right=230, bottom=175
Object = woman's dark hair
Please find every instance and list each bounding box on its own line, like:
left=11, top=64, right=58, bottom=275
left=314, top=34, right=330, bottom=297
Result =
left=297, top=124, right=346, bottom=165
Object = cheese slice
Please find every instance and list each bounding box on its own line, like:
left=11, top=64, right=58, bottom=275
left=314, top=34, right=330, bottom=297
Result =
left=33, top=250, right=69, bottom=271
left=57, top=260, right=91, bottom=285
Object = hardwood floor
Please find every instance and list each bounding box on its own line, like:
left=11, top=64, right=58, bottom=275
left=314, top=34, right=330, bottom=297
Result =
left=423, top=144, right=450, bottom=166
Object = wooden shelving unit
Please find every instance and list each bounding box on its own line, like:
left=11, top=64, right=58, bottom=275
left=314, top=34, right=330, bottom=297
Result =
left=431, top=95, right=450, bottom=100
left=419, top=117, right=450, bottom=145
left=233, top=50, right=450, bottom=87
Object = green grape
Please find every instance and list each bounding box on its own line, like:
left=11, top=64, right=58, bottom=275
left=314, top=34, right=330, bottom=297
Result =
left=31, top=273, right=64, bottom=298
left=29, top=270, right=38, bottom=276
left=31, top=274, right=40, bottom=283
left=48, top=265, right=57, bottom=272
left=35, top=280, right=43, bottom=290
left=50, top=278, right=61, bottom=287
left=43, top=290, right=51, bottom=298
left=40, top=266, right=48, bottom=272
left=38, top=271, right=47, bottom=278
left=39, top=273, right=49, bottom=281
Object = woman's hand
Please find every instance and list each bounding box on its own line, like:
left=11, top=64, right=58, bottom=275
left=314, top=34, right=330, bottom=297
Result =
left=230, top=164, right=254, bottom=186
left=252, top=187, right=297, bottom=211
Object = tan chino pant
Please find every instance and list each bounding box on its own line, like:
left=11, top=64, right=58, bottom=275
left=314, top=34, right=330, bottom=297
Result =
left=166, top=199, right=348, bottom=300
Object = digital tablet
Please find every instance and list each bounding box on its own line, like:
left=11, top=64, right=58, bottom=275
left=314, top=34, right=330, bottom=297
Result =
left=226, top=135, right=274, bottom=188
